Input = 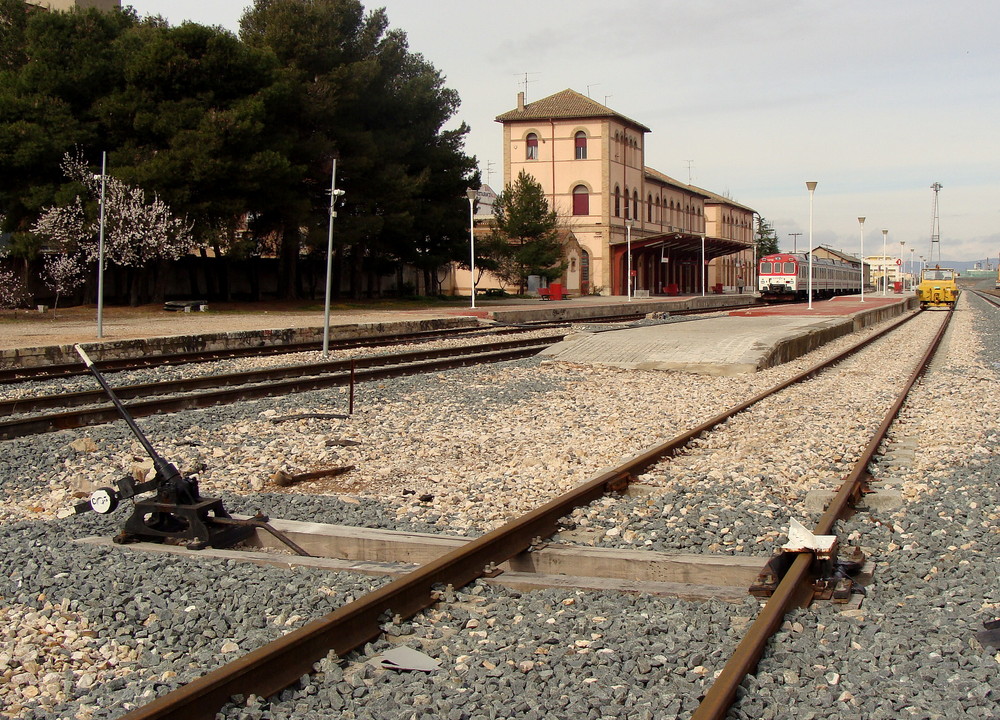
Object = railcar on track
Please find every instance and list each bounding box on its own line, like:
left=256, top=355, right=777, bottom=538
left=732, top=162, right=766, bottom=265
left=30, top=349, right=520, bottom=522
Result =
left=916, top=266, right=960, bottom=309
left=757, top=252, right=863, bottom=302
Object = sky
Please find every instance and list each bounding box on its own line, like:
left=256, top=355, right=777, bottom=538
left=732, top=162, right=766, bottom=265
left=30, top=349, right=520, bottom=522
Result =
left=124, top=0, right=1000, bottom=266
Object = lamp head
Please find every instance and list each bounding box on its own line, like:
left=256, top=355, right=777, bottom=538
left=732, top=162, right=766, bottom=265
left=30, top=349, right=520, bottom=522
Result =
left=805, top=181, right=818, bottom=191
left=331, top=189, right=345, bottom=197
left=858, top=216, right=865, bottom=224
left=466, top=188, right=478, bottom=201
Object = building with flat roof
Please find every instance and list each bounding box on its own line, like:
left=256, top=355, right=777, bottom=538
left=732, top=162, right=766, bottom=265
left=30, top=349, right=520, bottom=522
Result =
left=492, top=88, right=756, bottom=297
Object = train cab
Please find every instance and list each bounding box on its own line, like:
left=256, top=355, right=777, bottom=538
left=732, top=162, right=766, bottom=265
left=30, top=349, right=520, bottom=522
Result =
left=758, top=253, right=805, bottom=301
left=916, top=266, right=959, bottom=309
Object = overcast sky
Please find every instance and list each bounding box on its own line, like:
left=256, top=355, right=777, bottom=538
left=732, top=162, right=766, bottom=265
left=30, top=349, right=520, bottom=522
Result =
left=124, top=0, right=1000, bottom=265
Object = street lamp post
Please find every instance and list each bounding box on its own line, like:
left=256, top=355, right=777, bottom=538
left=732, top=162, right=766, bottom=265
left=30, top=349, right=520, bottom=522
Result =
left=857, top=216, right=865, bottom=302
left=881, top=229, right=888, bottom=295
left=95, top=151, right=107, bottom=339
left=806, top=182, right=817, bottom=309
left=909, top=248, right=915, bottom=290
left=466, top=189, right=477, bottom=308
left=626, top=220, right=633, bottom=301
left=322, top=158, right=345, bottom=357
left=899, top=240, right=906, bottom=293
left=700, top=233, right=706, bottom=297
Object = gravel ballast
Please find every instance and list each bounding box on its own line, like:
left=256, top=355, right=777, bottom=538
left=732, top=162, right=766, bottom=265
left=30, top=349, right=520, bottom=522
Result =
left=0, top=294, right=997, bottom=719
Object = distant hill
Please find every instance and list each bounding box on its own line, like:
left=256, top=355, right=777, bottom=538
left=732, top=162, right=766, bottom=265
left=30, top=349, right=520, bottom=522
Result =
left=941, top=260, right=997, bottom=273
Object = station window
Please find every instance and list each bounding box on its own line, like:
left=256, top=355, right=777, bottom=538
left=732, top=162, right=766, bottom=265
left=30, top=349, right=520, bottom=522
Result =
left=632, top=191, right=639, bottom=220
left=572, top=185, right=589, bottom=215
left=575, top=132, right=587, bottom=160
left=526, top=133, right=538, bottom=160
left=614, top=186, right=621, bottom=217
left=647, top=194, right=653, bottom=222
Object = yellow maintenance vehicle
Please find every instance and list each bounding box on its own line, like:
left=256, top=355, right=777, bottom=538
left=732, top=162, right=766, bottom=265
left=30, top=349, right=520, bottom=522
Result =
left=916, top=266, right=960, bottom=309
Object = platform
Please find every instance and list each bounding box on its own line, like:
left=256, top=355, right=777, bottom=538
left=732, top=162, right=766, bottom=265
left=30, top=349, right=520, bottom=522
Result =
left=0, top=293, right=750, bottom=367
left=540, top=296, right=916, bottom=375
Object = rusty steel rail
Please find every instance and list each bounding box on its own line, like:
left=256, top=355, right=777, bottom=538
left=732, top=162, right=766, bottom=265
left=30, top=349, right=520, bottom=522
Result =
left=970, top=289, right=1000, bottom=309
left=691, top=307, right=954, bottom=720
left=115, top=310, right=923, bottom=720
left=0, top=338, right=561, bottom=440
left=0, top=324, right=555, bottom=384
left=0, top=335, right=564, bottom=418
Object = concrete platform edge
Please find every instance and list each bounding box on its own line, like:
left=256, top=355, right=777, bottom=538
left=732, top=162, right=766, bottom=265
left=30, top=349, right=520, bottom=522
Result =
left=759, top=297, right=919, bottom=370
left=0, top=316, right=481, bottom=368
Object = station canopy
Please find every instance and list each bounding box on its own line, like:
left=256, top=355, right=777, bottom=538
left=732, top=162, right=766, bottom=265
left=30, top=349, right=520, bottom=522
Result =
left=616, top=231, right=751, bottom=261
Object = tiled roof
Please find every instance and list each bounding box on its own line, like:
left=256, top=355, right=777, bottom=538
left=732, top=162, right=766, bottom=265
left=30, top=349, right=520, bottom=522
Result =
left=645, top=168, right=711, bottom=198
left=495, top=89, right=652, bottom=132
left=689, top=184, right=755, bottom=212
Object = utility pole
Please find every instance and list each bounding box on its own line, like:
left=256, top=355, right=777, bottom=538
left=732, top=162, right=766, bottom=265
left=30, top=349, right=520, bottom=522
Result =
left=789, top=233, right=802, bottom=253
left=929, top=182, right=943, bottom=264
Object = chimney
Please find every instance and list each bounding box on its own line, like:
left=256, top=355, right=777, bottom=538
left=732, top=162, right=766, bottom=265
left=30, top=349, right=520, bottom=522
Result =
left=517, top=91, right=525, bottom=111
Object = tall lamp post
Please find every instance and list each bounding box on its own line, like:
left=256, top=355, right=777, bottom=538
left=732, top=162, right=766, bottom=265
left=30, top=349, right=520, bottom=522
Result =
left=95, top=151, right=107, bottom=339
left=466, top=189, right=477, bottom=308
left=806, top=182, right=817, bottom=309
left=857, top=216, right=865, bottom=302
left=881, top=229, right=888, bottom=295
left=700, top=233, right=706, bottom=297
left=909, top=248, right=915, bottom=290
left=626, top=219, right=633, bottom=301
left=322, top=158, right=345, bottom=357
left=898, top=240, right=905, bottom=293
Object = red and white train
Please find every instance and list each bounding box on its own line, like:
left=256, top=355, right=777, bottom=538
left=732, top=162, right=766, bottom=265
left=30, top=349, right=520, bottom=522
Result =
left=757, top=252, right=863, bottom=302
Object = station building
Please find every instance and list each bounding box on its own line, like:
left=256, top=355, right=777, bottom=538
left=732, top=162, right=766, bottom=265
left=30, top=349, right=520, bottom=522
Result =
left=485, top=89, right=756, bottom=297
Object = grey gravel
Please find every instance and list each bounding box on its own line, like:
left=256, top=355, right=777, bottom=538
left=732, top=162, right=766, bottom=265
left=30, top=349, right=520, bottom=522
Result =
left=1, top=289, right=997, bottom=719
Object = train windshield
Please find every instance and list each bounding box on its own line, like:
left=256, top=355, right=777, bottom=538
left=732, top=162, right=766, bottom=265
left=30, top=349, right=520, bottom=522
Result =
left=782, top=262, right=796, bottom=274
left=923, top=269, right=955, bottom=281
left=761, top=262, right=773, bottom=273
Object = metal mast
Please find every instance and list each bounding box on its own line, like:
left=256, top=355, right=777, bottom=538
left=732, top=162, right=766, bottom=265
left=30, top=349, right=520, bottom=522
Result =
left=929, top=182, right=943, bottom=264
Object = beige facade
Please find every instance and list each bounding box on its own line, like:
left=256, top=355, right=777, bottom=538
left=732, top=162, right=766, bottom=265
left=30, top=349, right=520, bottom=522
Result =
left=26, top=0, right=120, bottom=11
left=493, top=89, right=755, bottom=296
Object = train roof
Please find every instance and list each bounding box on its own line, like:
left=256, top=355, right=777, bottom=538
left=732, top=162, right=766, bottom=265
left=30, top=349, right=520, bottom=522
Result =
left=760, top=252, right=860, bottom=266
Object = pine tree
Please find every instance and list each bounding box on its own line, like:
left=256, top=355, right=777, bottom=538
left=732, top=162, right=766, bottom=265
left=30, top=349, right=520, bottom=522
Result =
left=492, top=171, right=566, bottom=293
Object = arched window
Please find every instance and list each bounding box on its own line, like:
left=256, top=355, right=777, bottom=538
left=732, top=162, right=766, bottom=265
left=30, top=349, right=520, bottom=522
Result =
left=574, top=131, right=587, bottom=160
left=623, top=186, right=630, bottom=219
left=614, top=185, right=621, bottom=217
left=632, top=191, right=639, bottom=221
left=647, top=194, right=653, bottom=222
left=526, top=133, right=538, bottom=160
left=572, top=185, right=589, bottom=216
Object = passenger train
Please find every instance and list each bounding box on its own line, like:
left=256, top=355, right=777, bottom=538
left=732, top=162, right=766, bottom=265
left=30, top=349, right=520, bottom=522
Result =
left=758, top=252, right=863, bottom=302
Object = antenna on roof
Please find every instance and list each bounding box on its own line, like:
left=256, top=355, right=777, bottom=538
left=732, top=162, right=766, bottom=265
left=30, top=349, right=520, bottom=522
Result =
left=484, top=160, right=496, bottom=187
left=604, top=95, right=613, bottom=106
left=685, top=160, right=695, bottom=184
left=586, top=83, right=600, bottom=98
left=515, top=72, right=540, bottom=101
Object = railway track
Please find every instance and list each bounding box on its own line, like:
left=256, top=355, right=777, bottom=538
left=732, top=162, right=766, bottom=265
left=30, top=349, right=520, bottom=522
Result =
left=0, top=303, right=760, bottom=384
left=107, top=306, right=955, bottom=720
left=0, top=334, right=565, bottom=440
left=970, top=288, right=1000, bottom=309
left=0, top=324, right=530, bottom=384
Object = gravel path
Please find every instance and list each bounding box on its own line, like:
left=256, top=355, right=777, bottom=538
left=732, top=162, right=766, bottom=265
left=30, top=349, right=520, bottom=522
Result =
left=0, top=294, right=996, bottom=719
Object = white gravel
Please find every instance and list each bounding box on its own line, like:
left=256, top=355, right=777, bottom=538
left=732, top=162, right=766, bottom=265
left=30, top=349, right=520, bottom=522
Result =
left=1, top=293, right=997, bottom=719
